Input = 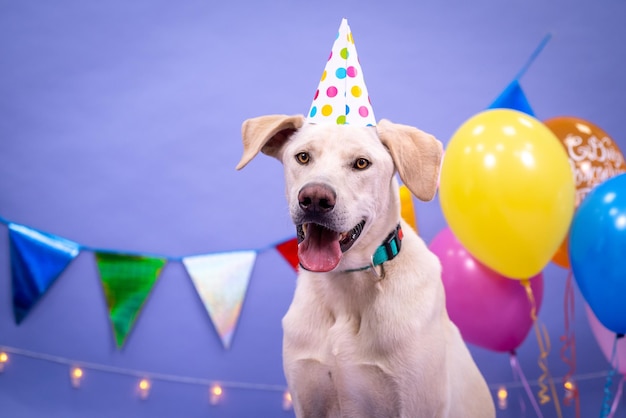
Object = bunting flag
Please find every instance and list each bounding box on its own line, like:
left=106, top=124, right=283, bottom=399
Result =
left=94, top=252, right=167, bottom=348
left=276, top=238, right=299, bottom=271
left=8, top=223, right=80, bottom=324
left=183, top=251, right=256, bottom=349
left=488, top=79, right=535, bottom=116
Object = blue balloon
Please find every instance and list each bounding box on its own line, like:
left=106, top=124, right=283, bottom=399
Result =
left=569, top=173, right=626, bottom=335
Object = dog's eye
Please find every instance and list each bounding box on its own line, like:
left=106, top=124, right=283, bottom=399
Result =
left=295, top=152, right=310, bottom=165
left=353, top=158, right=371, bottom=170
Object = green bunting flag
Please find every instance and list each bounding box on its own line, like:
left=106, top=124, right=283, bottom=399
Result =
left=94, top=252, right=167, bottom=348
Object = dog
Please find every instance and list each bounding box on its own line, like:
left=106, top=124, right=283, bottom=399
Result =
left=237, top=115, right=495, bottom=418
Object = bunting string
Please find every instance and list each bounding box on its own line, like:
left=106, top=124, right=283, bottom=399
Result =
left=513, top=33, right=553, bottom=81
left=0, top=186, right=419, bottom=350
left=0, top=215, right=298, bottom=350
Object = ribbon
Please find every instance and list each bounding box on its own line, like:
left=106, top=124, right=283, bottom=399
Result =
left=601, top=334, right=624, bottom=418
left=560, top=270, right=580, bottom=417
left=521, top=279, right=563, bottom=418
left=608, top=374, right=624, bottom=418
left=510, top=351, right=542, bottom=417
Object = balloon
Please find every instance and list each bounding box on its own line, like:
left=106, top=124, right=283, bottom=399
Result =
left=399, top=184, right=418, bottom=233
left=569, top=173, right=626, bottom=334
left=545, top=116, right=626, bottom=269
left=430, top=227, right=544, bottom=352
left=439, top=109, right=575, bottom=279
left=586, top=305, right=626, bottom=374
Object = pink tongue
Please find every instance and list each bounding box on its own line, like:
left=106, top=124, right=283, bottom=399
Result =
left=298, top=225, right=342, bottom=272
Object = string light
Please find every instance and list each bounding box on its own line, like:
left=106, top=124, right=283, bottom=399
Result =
left=282, top=390, right=293, bottom=411
left=138, top=378, right=151, bottom=400
left=0, top=344, right=618, bottom=413
left=497, top=385, right=508, bottom=410
left=70, top=366, right=84, bottom=388
left=0, top=351, right=8, bottom=372
left=564, top=378, right=577, bottom=402
left=210, top=384, right=223, bottom=405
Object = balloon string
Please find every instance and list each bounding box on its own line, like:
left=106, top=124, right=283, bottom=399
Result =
left=510, top=352, right=543, bottom=418
left=608, top=374, right=624, bottom=418
left=514, top=33, right=553, bottom=81
left=560, top=270, right=580, bottom=417
left=521, top=279, right=563, bottom=418
left=601, top=334, right=623, bottom=418
left=509, top=353, right=528, bottom=416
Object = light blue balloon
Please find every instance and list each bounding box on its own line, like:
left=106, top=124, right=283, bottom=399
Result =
left=569, top=173, right=626, bottom=335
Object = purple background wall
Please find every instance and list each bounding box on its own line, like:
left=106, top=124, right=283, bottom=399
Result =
left=1, top=1, right=625, bottom=417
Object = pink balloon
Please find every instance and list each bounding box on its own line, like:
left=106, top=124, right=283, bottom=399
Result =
left=586, top=305, right=626, bottom=374
left=430, top=227, right=544, bottom=352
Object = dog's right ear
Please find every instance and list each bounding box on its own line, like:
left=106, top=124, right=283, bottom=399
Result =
left=236, top=114, right=305, bottom=170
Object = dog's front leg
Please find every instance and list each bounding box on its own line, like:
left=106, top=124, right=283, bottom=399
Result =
left=286, top=358, right=340, bottom=418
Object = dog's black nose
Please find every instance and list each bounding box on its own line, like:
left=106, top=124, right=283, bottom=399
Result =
left=298, top=183, right=336, bottom=213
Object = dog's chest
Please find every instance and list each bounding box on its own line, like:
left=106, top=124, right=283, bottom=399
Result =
left=287, top=310, right=402, bottom=417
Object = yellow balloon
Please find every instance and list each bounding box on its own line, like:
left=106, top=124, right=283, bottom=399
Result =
left=439, top=109, right=575, bottom=279
left=399, top=184, right=418, bottom=233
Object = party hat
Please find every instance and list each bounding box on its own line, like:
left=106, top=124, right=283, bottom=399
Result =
left=307, top=18, right=376, bottom=126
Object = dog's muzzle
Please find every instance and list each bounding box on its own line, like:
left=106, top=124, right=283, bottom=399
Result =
left=295, top=183, right=366, bottom=272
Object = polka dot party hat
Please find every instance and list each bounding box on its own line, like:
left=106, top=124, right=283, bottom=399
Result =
left=307, top=18, right=376, bottom=126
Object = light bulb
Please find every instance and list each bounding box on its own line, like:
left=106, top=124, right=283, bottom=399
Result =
left=564, top=379, right=577, bottom=402
left=282, top=390, right=293, bottom=411
left=497, top=386, right=508, bottom=410
left=138, top=378, right=151, bottom=400
left=0, top=351, right=8, bottom=372
left=70, top=366, right=84, bottom=388
left=209, top=384, right=223, bottom=405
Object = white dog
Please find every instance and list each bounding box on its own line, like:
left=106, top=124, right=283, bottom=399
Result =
left=237, top=115, right=495, bottom=418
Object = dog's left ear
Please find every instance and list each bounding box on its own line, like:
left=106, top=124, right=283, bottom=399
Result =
left=376, top=119, right=444, bottom=201
left=236, top=114, right=305, bottom=170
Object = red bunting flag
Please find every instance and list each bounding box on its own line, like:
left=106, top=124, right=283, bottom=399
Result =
left=276, top=238, right=299, bottom=272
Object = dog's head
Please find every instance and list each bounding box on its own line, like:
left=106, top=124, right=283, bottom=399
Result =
left=237, top=115, right=443, bottom=273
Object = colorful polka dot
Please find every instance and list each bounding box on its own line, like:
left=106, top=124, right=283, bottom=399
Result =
left=305, top=19, right=376, bottom=127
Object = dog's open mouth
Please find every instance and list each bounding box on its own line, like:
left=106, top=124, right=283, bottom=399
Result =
left=296, top=220, right=365, bottom=272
